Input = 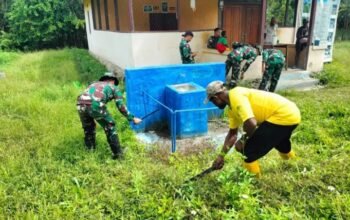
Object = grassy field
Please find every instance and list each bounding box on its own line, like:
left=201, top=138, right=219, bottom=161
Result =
left=0, top=43, right=349, bottom=219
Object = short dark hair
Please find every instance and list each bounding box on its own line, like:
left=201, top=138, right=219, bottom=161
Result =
left=302, top=18, right=309, bottom=25
left=214, top=27, right=221, bottom=32
left=221, top=30, right=226, bottom=37
left=182, top=31, right=194, bottom=37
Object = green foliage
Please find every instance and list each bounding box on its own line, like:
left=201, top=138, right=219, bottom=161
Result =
left=0, top=0, right=86, bottom=51
left=336, top=28, right=350, bottom=41
left=337, top=0, right=350, bottom=41
left=70, top=48, right=107, bottom=84
left=0, top=50, right=19, bottom=66
left=0, top=0, right=12, bottom=32
left=266, top=0, right=297, bottom=27
left=315, top=41, right=350, bottom=87
left=1, top=44, right=350, bottom=218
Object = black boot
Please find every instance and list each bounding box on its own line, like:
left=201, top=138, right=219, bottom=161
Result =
left=84, top=135, right=96, bottom=150
left=107, top=134, right=123, bottom=159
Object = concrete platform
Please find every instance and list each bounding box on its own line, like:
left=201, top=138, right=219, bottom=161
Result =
left=276, top=69, right=319, bottom=91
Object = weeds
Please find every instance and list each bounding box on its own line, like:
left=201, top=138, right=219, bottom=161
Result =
left=1, top=43, right=350, bottom=218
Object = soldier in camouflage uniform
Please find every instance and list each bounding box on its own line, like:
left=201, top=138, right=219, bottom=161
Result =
left=225, top=42, right=258, bottom=87
left=76, top=72, right=142, bottom=159
left=179, top=31, right=196, bottom=64
left=258, top=49, right=285, bottom=92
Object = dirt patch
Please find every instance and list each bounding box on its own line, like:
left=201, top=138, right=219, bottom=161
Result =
left=138, top=119, right=229, bottom=160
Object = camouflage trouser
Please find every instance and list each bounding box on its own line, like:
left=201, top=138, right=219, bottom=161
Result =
left=77, top=105, right=122, bottom=156
left=229, top=63, right=241, bottom=81
left=258, top=63, right=284, bottom=92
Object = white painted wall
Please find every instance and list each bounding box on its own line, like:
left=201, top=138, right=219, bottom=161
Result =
left=84, top=0, right=324, bottom=73
left=84, top=1, right=211, bottom=68
left=199, top=49, right=262, bottom=80
left=277, top=28, right=296, bottom=44
left=130, top=31, right=211, bottom=67
left=84, top=2, right=134, bottom=69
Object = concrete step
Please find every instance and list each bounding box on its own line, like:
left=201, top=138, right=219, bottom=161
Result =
left=276, top=71, right=319, bottom=91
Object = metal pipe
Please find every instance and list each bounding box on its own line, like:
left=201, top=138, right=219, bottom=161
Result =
left=172, top=113, right=176, bottom=152
left=175, top=107, right=218, bottom=113
left=142, top=91, right=174, bottom=113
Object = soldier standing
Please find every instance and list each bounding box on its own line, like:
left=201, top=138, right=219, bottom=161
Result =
left=258, top=49, right=285, bottom=92
left=295, top=19, right=309, bottom=68
left=179, top=31, right=196, bottom=64
left=225, top=42, right=258, bottom=86
left=76, top=72, right=142, bottom=159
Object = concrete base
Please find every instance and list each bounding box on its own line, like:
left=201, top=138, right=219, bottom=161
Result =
left=198, top=49, right=262, bottom=80
left=276, top=69, right=319, bottom=91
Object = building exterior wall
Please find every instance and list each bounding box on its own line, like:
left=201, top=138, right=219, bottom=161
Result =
left=84, top=0, right=325, bottom=73
left=118, top=0, right=131, bottom=32
left=178, top=0, right=218, bottom=31
left=306, top=46, right=327, bottom=72
left=277, top=27, right=296, bottom=44
left=133, top=0, right=177, bottom=31
left=85, top=3, right=211, bottom=70
left=85, top=1, right=134, bottom=69
left=130, top=31, right=211, bottom=67
left=199, top=49, right=262, bottom=80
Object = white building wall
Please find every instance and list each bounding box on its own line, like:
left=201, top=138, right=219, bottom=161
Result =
left=84, top=2, right=134, bottom=69
left=84, top=0, right=325, bottom=73
left=130, top=31, right=211, bottom=67
left=84, top=2, right=211, bottom=68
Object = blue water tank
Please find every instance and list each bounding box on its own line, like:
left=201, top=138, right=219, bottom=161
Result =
left=165, top=82, right=208, bottom=138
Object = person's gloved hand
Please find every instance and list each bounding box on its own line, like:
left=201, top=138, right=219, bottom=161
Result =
left=133, top=117, right=142, bottom=124
left=212, top=155, right=225, bottom=170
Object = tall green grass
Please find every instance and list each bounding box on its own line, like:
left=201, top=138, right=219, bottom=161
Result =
left=0, top=45, right=350, bottom=219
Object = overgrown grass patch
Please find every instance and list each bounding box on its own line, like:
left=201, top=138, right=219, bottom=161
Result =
left=1, top=43, right=350, bottom=218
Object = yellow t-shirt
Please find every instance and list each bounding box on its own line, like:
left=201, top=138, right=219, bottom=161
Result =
left=227, top=87, right=301, bottom=129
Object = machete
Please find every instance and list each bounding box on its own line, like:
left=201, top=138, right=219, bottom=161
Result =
left=185, top=167, right=216, bottom=183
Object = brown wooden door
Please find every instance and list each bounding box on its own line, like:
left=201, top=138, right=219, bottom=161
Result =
left=242, top=5, right=261, bottom=44
left=223, top=6, right=242, bottom=45
left=223, top=5, right=261, bottom=45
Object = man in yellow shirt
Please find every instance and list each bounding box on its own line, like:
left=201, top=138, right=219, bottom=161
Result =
left=205, top=81, right=301, bottom=176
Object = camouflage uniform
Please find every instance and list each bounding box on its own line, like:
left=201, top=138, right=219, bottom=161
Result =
left=179, top=39, right=194, bottom=64
left=258, top=49, right=285, bottom=92
left=226, top=45, right=257, bottom=82
left=76, top=81, right=134, bottom=157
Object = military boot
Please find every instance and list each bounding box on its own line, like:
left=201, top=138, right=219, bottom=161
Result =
left=107, top=134, right=123, bottom=160
left=84, top=135, right=96, bottom=150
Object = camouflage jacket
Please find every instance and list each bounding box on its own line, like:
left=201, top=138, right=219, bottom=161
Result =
left=207, top=35, right=220, bottom=49
left=226, top=45, right=258, bottom=65
left=77, top=81, right=134, bottom=121
left=179, top=39, right=194, bottom=64
left=262, top=49, right=285, bottom=65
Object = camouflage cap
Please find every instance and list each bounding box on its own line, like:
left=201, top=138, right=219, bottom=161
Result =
left=232, top=41, right=242, bottom=49
left=204, top=80, right=225, bottom=104
left=99, top=72, right=119, bottom=85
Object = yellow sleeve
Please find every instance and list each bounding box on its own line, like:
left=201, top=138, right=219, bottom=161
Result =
left=227, top=109, right=239, bottom=129
left=230, top=93, right=255, bottom=123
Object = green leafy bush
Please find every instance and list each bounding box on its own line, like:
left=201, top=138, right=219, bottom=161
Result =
left=2, top=0, right=86, bottom=50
